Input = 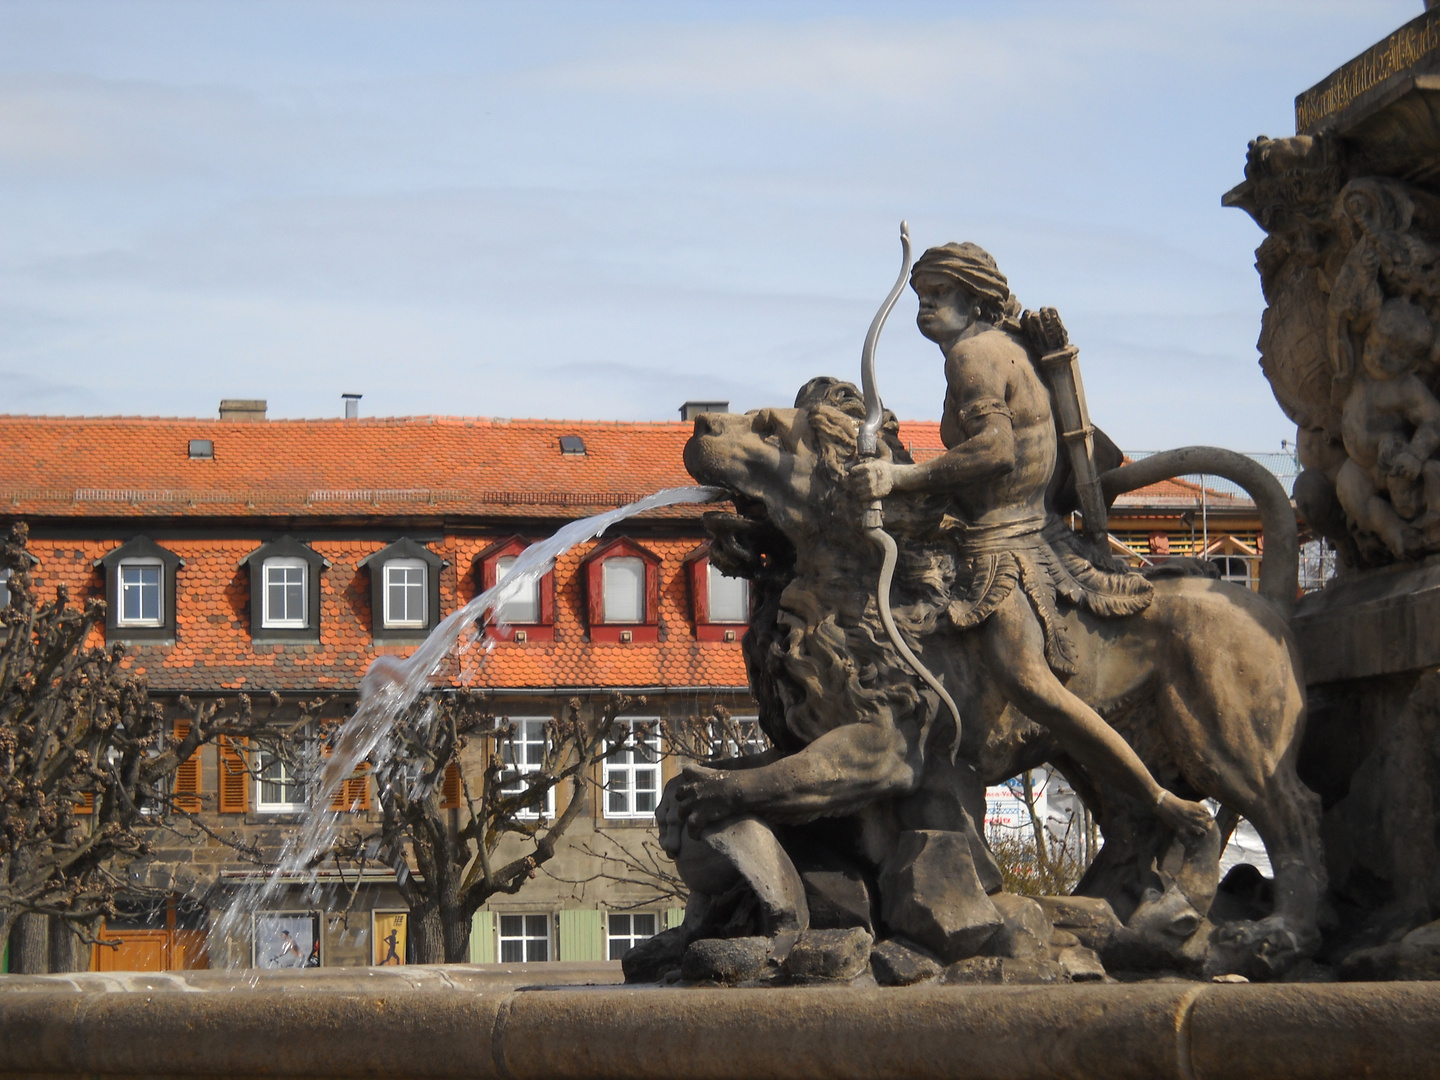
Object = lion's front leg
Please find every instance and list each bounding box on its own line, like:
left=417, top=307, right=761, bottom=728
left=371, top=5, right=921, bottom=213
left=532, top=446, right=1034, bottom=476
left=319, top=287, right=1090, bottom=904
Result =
left=672, top=723, right=918, bottom=836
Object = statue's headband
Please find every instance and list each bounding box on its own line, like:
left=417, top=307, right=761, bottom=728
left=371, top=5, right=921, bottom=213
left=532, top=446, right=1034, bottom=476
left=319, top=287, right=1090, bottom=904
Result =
left=910, top=242, right=1009, bottom=306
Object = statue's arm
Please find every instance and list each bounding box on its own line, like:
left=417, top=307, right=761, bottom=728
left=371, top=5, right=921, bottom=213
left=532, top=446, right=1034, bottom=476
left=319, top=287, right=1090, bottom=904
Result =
left=1401, top=379, right=1440, bottom=467
left=671, top=722, right=916, bottom=832
left=850, top=334, right=1023, bottom=500
left=888, top=338, right=1017, bottom=494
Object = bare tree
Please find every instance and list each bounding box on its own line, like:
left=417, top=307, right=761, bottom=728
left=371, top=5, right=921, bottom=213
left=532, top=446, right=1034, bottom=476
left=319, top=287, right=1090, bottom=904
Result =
left=0, top=524, right=257, bottom=972
left=544, top=705, right=772, bottom=911
left=308, top=691, right=661, bottom=964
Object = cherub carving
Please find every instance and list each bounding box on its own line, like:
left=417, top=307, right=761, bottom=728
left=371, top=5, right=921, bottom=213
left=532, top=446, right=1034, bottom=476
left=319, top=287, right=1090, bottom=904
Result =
left=1239, top=154, right=1440, bottom=567
left=1336, top=298, right=1440, bottom=558
left=1325, top=179, right=1440, bottom=397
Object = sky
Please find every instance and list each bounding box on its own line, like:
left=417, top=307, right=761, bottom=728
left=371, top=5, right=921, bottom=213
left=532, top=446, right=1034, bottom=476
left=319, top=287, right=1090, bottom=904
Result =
left=0, top=0, right=1423, bottom=449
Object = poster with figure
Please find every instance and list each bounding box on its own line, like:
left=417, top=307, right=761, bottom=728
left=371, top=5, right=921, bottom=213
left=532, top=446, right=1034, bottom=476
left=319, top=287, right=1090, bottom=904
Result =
left=253, top=911, right=321, bottom=969
left=372, top=911, right=407, bottom=966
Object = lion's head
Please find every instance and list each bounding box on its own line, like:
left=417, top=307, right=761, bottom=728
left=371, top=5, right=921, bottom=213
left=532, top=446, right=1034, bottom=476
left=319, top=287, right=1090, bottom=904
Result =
left=684, top=378, right=912, bottom=552
left=684, top=379, right=950, bottom=768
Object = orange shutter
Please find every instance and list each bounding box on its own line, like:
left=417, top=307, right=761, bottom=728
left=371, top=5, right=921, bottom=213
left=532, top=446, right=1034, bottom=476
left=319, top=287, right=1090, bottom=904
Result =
left=218, top=737, right=249, bottom=814
left=440, top=762, right=461, bottom=809
left=173, top=720, right=202, bottom=813
left=75, top=791, right=94, bottom=815
left=329, top=763, right=371, bottom=812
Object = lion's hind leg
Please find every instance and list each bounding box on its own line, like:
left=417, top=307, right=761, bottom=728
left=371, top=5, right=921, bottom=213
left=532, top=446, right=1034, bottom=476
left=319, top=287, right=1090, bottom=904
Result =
left=1152, top=635, right=1324, bottom=976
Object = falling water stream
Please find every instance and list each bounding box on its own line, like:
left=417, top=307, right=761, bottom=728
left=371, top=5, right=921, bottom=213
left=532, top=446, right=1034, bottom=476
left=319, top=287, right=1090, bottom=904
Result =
left=208, top=485, right=725, bottom=971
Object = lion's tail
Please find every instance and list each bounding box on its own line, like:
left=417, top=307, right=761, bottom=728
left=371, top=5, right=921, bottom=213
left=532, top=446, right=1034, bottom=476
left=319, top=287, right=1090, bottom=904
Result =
left=1098, top=447, right=1298, bottom=620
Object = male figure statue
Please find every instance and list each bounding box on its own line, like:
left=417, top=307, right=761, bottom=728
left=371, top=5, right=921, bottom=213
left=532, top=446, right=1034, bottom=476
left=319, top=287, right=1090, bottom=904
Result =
left=849, top=242, right=1214, bottom=841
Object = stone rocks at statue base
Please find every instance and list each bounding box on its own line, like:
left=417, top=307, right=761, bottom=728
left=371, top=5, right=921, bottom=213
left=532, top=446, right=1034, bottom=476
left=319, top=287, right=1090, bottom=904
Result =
left=942, top=955, right=1069, bottom=985
left=782, top=927, right=873, bottom=982
left=878, top=830, right=1002, bottom=963
left=869, top=940, right=941, bottom=986
left=1056, top=944, right=1107, bottom=982
left=980, top=893, right=1052, bottom=959
left=1339, top=919, right=1440, bottom=981
left=800, top=867, right=873, bottom=933
left=680, top=937, right=770, bottom=984
left=621, top=926, right=689, bottom=984
left=1035, top=895, right=1123, bottom=952
left=1100, top=921, right=1210, bottom=978
left=1204, top=915, right=1307, bottom=982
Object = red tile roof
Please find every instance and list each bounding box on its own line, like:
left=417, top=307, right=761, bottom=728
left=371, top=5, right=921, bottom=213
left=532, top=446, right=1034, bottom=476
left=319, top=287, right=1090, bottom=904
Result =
left=0, top=415, right=711, bottom=520
left=0, top=413, right=1225, bottom=517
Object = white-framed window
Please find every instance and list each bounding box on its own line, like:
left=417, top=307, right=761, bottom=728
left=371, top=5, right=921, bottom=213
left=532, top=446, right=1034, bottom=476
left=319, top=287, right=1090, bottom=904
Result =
left=601, top=556, right=645, bottom=623
left=498, top=717, right=555, bottom=818
left=709, top=714, right=767, bottom=759
left=498, top=913, right=550, bottom=962
left=0, top=567, right=11, bottom=608
left=383, top=558, right=427, bottom=628
left=255, top=747, right=308, bottom=813
left=606, top=912, right=658, bottom=960
left=604, top=718, right=661, bottom=819
left=263, top=557, right=308, bottom=628
left=117, top=559, right=163, bottom=626
left=495, top=554, right=540, bottom=623
left=707, top=562, right=749, bottom=623
left=1213, top=555, right=1253, bottom=589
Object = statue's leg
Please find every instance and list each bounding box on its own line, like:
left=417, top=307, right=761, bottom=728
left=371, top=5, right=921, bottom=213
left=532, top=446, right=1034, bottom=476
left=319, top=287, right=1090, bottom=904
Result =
left=1337, top=457, right=1418, bottom=557
left=1148, top=648, right=1323, bottom=977
left=979, top=591, right=1213, bottom=842
left=656, top=777, right=809, bottom=940
left=624, top=780, right=809, bottom=983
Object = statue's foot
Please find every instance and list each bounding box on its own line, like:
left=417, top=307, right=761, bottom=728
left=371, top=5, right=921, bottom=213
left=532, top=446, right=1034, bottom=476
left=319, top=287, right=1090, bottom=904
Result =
left=1156, top=792, right=1213, bottom=843
left=1204, top=914, right=1312, bottom=981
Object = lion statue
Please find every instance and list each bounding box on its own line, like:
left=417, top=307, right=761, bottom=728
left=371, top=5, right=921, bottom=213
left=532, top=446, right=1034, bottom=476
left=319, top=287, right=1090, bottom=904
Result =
left=628, top=379, right=1323, bottom=984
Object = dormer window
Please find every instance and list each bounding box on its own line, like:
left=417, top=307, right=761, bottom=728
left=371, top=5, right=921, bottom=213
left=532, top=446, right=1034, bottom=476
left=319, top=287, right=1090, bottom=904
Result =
left=582, top=537, right=661, bottom=644
left=357, top=538, right=445, bottom=640
left=384, top=559, right=427, bottom=627
left=474, top=537, right=555, bottom=642
left=707, top=563, right=749, bottom=623
left=601, top=557, right=645, bottom=622
left=685, top=543, right=751, bottom=641
left=118, top=559, right=164, bottom=627
left=495, top=555, right=539, bottom=623
left=242, top=537, right=329, bottom=642
left=97, top=537, right=183, bottom=642
left=263, top=558, right=308, bottom=628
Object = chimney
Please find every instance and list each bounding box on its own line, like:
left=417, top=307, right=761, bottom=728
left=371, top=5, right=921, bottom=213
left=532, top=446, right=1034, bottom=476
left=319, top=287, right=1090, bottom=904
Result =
left=219, top=399, right=267, bottom=422
left=342, top=393, right=362, bottom=419
left=679, top=400, right=729, bottom=421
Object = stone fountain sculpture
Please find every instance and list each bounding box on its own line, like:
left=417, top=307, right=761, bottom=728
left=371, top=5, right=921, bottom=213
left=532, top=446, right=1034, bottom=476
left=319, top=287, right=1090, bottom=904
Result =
left=624, top=233, right=1327, bottom=986
left=1223, top=5, right=1440, bottom=980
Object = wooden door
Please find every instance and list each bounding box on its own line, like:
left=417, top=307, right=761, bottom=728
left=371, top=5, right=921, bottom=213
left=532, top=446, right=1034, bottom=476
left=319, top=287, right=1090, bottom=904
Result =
left=94, top=930, right=170, bottom=972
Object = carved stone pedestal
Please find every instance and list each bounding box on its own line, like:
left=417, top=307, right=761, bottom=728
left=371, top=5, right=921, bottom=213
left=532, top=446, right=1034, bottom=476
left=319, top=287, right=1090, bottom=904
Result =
left=1292, top=559, right=1440, bottom=971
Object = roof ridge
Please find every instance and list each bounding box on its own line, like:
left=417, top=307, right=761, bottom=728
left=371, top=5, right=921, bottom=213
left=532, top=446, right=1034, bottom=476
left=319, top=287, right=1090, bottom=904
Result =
left=0, top=413, right=701, bottom=427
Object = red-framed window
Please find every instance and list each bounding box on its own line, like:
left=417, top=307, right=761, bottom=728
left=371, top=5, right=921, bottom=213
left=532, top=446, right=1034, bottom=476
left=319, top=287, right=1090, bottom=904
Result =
left=474, top=537, right=556, bottom=643
left=581, top=537, right=661, bottom=644
left=684, top=542, right=751, bottom=642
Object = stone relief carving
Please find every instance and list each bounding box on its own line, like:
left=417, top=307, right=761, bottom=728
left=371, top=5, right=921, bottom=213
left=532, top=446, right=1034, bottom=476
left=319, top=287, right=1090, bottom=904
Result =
left=625, top=244, right=1324, bottom=985
left=1232, top=136, right=1440, bottom=566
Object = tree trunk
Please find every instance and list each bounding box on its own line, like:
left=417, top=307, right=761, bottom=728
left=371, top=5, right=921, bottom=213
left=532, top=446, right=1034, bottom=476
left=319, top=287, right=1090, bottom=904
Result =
left=0, top=910, right=13, bottom=972
left=440, top=900, right=471, bottom=964
left=10, top=913, right=49, bottom=974
left=48, top=917, right=89, bottom=973
left=409, top=903, right=444, bottom=965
